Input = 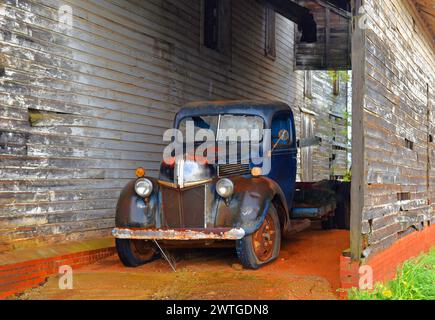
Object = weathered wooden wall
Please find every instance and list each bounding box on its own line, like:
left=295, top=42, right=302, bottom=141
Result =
left=358, top=0, right=434, bottom=258
left=295, top=0, right=352, bottom=70
left=311, top=71, right=350, bottom=180
left=0, top=0, right=349, bottom=250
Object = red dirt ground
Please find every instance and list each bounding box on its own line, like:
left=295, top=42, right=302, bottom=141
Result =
left=15, top=224, right=349, bottom=300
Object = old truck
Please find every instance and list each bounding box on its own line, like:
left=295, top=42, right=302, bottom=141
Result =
left=112, top=100, right=342, bottom=269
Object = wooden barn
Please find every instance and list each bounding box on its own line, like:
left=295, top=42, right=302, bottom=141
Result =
left=0, top=0, right=351, bottom=250
left=0, top=0, right=433, bottom=298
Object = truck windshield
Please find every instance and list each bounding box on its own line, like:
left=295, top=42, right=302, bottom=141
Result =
left=178, top=115, right=264, bottom=142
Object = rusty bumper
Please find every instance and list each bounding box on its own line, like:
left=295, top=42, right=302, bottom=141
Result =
left=112, top=227, right=246, bottom=240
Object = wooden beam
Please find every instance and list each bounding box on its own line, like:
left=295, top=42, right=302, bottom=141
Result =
left=407, top=0, right=435, bottom=52
left=314, top=0, right=352, bottom=17
left=260, top=0, right=311, bottom=25
left=350, top=0, right=365, bottom=261
left=427, top=84, right=432, bottom=210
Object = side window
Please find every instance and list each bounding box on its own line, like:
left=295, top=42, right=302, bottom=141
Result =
left=265, top=7, right=276, bottom=59
left=271, top=113, right=292, bottom=148
left=202, top=0, right=231, bottom=55
left=204, top=0, right=219, bottom=50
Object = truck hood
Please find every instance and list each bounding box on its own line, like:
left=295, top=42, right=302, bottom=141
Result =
left=159, top=157, right=216, bottom=188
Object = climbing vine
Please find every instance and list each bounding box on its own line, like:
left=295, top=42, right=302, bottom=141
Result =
left=327, top=70, right=350, bottom=83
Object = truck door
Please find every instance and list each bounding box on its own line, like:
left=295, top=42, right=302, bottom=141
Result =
left=268, top=111, right=297, bottom=208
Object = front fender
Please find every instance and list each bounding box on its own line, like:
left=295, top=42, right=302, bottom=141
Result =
left=214, top=176, right=289, bottom=235
left=115, top=178, right=160, bottom=229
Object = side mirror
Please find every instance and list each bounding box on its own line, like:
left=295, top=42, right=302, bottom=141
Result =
left=278, top=129, right=290, bottom=143
left=271, top=129, right=290, bottom=154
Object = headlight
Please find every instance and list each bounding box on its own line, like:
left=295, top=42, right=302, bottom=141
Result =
left=135, top=178, right=153, bottom=198
left=216, top=178, right=234, bottom=198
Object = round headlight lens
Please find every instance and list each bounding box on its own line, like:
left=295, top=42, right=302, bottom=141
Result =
left=135, top=178, right=153, bottom=198
left=216, top=178, right=234, bottom=198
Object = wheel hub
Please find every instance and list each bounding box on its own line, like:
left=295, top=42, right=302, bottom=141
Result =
left=252, top=214, right=276, bottom=262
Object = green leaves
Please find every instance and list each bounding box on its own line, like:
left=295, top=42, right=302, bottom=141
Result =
left=327, top=70, right=350, bottom=83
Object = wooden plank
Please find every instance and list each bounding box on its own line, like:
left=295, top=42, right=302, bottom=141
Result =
left=358, top=0, right=435, bottom=260
left=350, top=0, right=365, bottom=261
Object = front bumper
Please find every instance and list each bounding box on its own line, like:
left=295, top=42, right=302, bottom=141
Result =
left=112, top=227, right=246, bottom=240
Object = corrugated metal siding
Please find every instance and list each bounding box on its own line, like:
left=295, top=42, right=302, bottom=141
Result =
left=0, top=0, right=348, bottom=250
left=361, top=0, right=435, bottom=257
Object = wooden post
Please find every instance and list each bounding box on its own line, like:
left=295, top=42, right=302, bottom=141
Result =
left=350, top=0, right=365, bottom=261
left=427, top=84, right=432, bottom=210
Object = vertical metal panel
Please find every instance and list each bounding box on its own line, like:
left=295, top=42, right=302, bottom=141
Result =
left=161, top=186, right=205, bottom=228
left=181, top=186, right=206, bottom=228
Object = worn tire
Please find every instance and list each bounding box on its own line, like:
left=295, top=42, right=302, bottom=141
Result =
left=116, top=238, right=158, bottom=267
left=236, top=205, right=281, bottom=270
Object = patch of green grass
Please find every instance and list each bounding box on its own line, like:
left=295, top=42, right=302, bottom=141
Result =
left=349, top=249, right=435, bottom=300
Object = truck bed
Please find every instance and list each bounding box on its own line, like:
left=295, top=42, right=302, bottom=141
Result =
left=291, top=182, right=337, bottom=220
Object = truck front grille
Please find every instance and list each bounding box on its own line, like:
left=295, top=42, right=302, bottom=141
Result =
left=161, top=186, right=205, bottom=228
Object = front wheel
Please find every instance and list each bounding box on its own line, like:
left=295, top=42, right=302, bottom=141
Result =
left=116, top=238, right=158, bottom=267
left=236, top=205, right=281, bottom=269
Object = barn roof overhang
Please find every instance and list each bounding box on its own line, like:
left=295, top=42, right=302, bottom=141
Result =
left=411, top=0, right=435, bottom=47
left=260, top=0, right=352, bottom=70
left=260, top=0, right=351, bottom=43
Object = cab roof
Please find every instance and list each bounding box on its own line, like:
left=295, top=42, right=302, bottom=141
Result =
left=174, top=100, right=293, bottom=127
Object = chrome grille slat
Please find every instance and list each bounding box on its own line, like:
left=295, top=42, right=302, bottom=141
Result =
left=218, top=164, right=250, bottom=177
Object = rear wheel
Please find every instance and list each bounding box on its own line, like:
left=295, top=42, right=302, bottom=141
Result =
left=321, top=215, right=335, bottom=230
left=334, top=187, right=351, bottom=230
left=116, top=238, right=158, bottom=267
left=236, top=205, right=281, bottom=269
